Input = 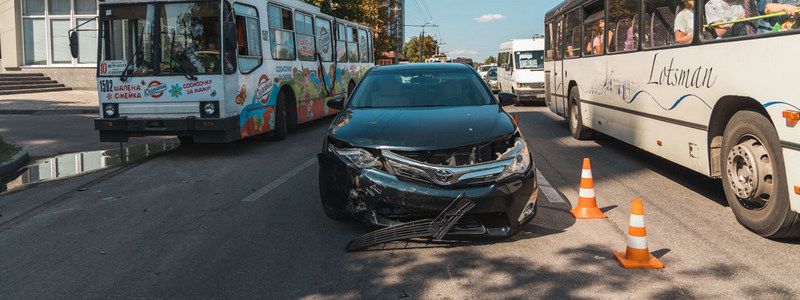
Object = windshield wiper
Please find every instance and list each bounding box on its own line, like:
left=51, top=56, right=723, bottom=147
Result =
left=120, top=29, right=146, bottom=82
left=167, top=29, right=198, bottom=81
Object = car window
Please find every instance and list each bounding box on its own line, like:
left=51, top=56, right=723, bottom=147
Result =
left=349, top=69, right=495, bottom=108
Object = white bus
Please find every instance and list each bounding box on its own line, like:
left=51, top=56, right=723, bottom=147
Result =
left=497, top=39, right=546, bottom=105
left=544, top=0, right=800, bottom=237
left=75, top=0, right=373, bottom=143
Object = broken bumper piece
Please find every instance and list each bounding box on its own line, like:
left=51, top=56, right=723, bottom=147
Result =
left=318, top=150, right=539, bottom=239
left=346, top=194, right=476, bottom=252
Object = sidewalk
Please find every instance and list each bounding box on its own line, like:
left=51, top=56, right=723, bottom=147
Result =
left=0, top=91, right=169, bottom=159
left=0, top=90, right=98, bottom=113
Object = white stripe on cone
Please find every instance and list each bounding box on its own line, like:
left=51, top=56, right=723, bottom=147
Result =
left=579, top=188, right=595, bottom=198
left=581, top=169, right=592, bottom=178
left=629, top=215, right=645, bottom=228
left=627, top=235, right=648, bottom=250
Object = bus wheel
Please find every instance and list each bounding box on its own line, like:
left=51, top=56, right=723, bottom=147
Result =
left=722, top=111, right=800, bottom=238
left=568, top=86, right=593, bottom=140
left=270, top=91, right=289, bottom=141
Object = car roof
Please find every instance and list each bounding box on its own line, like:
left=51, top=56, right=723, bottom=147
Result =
left=372, top=63, right=474, bottom=73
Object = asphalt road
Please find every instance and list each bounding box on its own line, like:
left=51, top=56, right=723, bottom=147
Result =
left=1, top=106, right=798, bottom=298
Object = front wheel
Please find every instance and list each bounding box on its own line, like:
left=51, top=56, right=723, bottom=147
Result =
left=722, top=111, right=800, bottom=238
left=269, top=91, right=288, bottom=141
left=568, top=87, right=593, bottom=140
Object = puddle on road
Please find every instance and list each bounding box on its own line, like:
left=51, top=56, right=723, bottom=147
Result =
left=1, top=138, right=180, bottom=193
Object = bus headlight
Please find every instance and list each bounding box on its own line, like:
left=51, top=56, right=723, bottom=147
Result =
left=103, top=103, right=118, bottom=118
left=200, top=101, right=219, bottom=118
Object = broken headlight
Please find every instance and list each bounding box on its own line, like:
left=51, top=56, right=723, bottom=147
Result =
left=498, top=138, right=532, bottom=180
left=329, top=145, right=382, bottom=169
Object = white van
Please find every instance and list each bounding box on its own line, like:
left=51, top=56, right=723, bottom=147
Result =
left=497, top=39, right=545, bottom=105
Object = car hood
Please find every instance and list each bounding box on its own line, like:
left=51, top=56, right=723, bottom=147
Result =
left=329, top=105, right=516, bottom=151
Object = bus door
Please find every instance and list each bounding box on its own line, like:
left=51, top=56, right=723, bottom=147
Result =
left=554, top=17, right=567, bottom=117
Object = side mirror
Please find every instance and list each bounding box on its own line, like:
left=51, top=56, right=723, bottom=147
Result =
left=498, top=92, right=517, bottom=106
left=327, top=96, right=345, bottom=110
left=69, top=31, right=79, bottom=59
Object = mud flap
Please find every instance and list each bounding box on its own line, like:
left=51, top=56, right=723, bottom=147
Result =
left=345, top=194, right=476, bottom=252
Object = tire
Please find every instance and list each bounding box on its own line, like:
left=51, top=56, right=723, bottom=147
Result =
left=721, top=111, right=800, bottom=238
left=177, top=135, right=194, bottom=145
left=270, top=91, right=289, bottom=141
left=568, top=86, right=593, bottom=140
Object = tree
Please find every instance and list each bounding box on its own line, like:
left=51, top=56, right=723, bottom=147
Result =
left=404, top=35, right=438, bottom=62
left=484, top=56, right=497, bottom=65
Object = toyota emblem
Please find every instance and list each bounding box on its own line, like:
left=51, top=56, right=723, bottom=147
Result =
left=433, top=169, right=456, bottom=185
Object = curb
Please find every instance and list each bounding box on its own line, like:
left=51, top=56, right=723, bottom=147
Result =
left=0, top=109, right=98, bottom=115
left=0, top=150, right=30, bottom=178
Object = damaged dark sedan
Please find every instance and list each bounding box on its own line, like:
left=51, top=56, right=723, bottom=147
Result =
left=318, top=63, right=539, bottom=242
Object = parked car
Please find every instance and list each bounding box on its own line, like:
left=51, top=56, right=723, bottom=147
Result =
left=486, top=67, right=499, bottom=93
left=478, top=64, right=496, bottom=80
left=318, top=63, right=539, bottom=238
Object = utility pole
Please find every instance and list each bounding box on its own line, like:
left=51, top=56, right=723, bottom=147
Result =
left=405, top=22, right=438, bottom=62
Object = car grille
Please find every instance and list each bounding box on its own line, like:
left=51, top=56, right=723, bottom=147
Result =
left=520, top=82, right=544, bottom=89
left=393, top=140, right=514, bottom=167
left=383, top=147, right=515, bottom=187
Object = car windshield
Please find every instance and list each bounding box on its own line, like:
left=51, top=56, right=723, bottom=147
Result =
left=349, top=69, right=495, bottom=108
left=515, top=50, right=544, bottom=69
left=488, top=69, right=497, bottom=79
left=99, top=2, right=221, bottom=76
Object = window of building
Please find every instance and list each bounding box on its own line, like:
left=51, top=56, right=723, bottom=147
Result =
left=335, top=23, right=347, bottom=62
left=295, top=11, right=315, bottom=61
left=21, top=0, right=97, bottom=66
left=608, top=0, right=639, bottom=52
left=315, top=18, right=333, bottom=62
left=346, top=26, right=358, bottom=62
left=564, top=9, right=582, bottom=58
left=268, top=4, right=295, bottom=60
left=583, top=1, right=606, bottom=56
left=358, top=29, right=369, bottom=63
left=235, top=3, right=261, bottom=73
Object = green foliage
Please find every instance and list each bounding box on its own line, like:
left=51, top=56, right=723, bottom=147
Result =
left=403, top=35, right=438, bottom=62
left=0, top=137, right=19, bottom=162
left=484, top=56, right=497, bottom=65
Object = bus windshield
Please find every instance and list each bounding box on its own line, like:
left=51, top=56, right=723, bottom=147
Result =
left=99, top=2, right=221, bottom=77
left=515, top=50, right=544, bottom=69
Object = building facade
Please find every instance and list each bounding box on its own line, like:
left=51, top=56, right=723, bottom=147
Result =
left=1, top=0, right=98, bottom=89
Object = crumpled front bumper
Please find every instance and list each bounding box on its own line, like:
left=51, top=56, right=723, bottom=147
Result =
left=318, top=151, right=539, bottom=237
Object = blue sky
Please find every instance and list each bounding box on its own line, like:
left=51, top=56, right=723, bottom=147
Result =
left=403, top=0, right=562, bottom=62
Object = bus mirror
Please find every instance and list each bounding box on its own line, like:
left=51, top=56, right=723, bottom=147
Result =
left=69, top=31, right=79, bottom=59
left=327, top=96, right=345, bottom=110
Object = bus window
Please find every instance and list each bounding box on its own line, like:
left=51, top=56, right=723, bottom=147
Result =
left=643, top=0, right=678, bottom=48
left=268, top=4, right=295, bottom=60
left=335, top=23, right=347, bottom=62
left=563, top=8, right=582, bottom=58
left=234, top=3, right=261, bottom=73
left=294, top=11, right=315, bottom=61
left=582, top=1, right=606, bottom=56
left=555, top=18, right=563, bottom=60
left=315, top=18, right=333, bottom=62
left=347, top=26, right=359, bottom=62
left=701, top=0, right=762, bottom=40
left=608, top=0, right=639, bottom=52
left=358, top=29, right=369, bottom=63
left=545, top=22, right=552, bottom=61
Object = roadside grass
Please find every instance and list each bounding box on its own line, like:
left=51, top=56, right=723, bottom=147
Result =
left=0, top=137, right=20, bottom=163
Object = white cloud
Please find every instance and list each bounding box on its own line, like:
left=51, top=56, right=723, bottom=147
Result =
left=447, top=50, right=479, bottom=56
left=475, top=14, right=506, bottom=23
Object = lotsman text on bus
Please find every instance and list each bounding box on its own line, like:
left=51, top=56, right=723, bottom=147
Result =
left=646, top=53, right=717, bottom=89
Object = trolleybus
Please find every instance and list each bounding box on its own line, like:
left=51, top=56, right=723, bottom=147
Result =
left=73, top=0, right=373, bottom=143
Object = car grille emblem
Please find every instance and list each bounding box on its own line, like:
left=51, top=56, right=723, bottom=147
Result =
left=433, top=169, right=456, bottom=185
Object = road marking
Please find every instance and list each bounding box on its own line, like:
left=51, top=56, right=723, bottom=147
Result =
left=241, top=157, right=317, bottom=202
left=536, top=169, right=566, bottom=203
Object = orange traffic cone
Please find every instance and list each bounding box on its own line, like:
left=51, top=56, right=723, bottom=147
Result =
left=613, top=199, right=664, bottom=269
left=571, top=158, right=607, bottom=219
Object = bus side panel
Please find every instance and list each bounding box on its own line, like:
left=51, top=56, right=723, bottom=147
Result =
left=784, top=149, right=800, bottom=213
